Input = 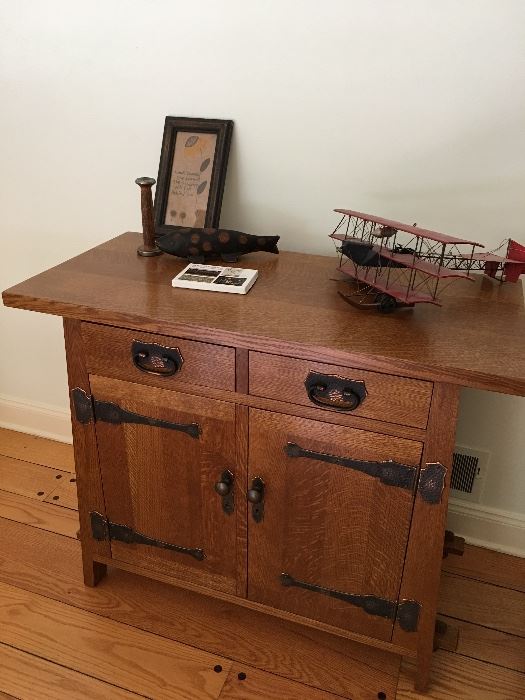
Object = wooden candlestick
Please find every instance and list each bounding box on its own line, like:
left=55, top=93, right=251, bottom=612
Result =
left=135, top=176, right=162, bottom=257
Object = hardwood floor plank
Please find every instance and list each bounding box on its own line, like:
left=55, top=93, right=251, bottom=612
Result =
left=0, top=517, right=399, bottom=700
left=0, top=582, right=230, bottom=700
left=0, top=428, right=74, bottom=473
left=0, top=454, right=69, bottom=501
left=0, top=490, right=79, bottom=538
left=439, top=573, right=525, bottom=637
left=442, top=544, right=525, bottom=593
left=43, top=474, right=78, bottom=510
left=438, top=615, right=525, bottom=674
left=218, top=665, right=342, bottom=699
left=0, top=642, right=144, bottom=699
left=398, top=651, right=525, bottom=699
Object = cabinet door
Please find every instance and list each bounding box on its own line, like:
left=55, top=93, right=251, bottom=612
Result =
left=247, top=409, right=423, bottom=641
left=90, top=375, right=242, bottom=595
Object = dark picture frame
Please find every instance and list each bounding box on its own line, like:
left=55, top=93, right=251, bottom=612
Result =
left=154, top=116, right=233, bottom=235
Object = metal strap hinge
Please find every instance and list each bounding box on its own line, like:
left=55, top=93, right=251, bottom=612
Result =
left=71, top=388, right=200, bottom=438
left=90, top=512, right=205, bottom=561
left=280, top=573, right=420, bottom=632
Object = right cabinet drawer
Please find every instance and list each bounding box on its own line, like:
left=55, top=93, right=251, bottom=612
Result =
left=249, top=352, right=432, bottom=429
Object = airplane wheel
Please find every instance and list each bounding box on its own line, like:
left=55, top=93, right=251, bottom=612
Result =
left=377, top=294, right=398, bottom=313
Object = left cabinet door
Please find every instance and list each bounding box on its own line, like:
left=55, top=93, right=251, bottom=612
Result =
left=89, top=375, right=242, bottom=595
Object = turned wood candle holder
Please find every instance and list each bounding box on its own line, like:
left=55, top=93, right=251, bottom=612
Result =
left=135, top=176, right=162, bottom=257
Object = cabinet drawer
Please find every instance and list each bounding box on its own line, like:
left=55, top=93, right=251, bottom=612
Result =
left=249, top=352, right=432, bottom=428
left=81, top=323, right=235, bottom=391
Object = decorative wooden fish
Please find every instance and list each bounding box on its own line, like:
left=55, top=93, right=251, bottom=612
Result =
left=156, top=227, right=280, bottom=262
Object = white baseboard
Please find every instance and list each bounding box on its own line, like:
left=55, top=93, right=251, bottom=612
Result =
left=0, top=393, right=72, bottom=444
left=448, top=499, right=525, bottom=558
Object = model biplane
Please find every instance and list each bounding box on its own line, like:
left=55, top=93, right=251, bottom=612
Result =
left=330, top=208, right=525, bottom=312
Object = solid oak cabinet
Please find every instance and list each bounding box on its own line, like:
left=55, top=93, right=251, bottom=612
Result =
left=4, top=233, right=525, bottom=699
left=79, top=336, right=425, bottom=643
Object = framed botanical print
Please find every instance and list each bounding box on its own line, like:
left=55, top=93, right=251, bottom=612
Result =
left=154, top=116, right=233, bottom=236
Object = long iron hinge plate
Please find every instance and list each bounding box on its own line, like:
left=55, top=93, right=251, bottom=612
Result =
left=280, top=572, right=420, bottom=632
left=90, top=511, right=205, bottom=561
left=284, top=442, right=417, bottom=491
left=71, top=388, right=200, bottom=438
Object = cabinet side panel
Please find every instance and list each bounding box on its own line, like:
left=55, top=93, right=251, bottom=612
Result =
left=392, top=382, right=459, bottom=690
left=63, top=319, right=110, bottom=583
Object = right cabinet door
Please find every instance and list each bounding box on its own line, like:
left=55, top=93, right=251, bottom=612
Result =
left=247, top=408, right=423, bottom=641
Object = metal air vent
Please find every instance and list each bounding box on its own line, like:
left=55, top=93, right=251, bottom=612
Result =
left=450, top=446, right=489, bottom=503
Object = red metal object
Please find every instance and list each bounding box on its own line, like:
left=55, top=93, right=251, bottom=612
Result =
left=504, top=240, right=525, bottom=282
left=331, top=209, right=525, bottom=313
left=334, top=209, right=484, bottom=247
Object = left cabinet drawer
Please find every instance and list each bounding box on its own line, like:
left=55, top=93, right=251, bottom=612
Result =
left=81, top=322, right=236, bottom=391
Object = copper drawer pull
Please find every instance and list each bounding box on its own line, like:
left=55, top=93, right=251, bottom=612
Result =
left=304, top=371, right=367, bottom=411
left=131, top=340, right=183, bottom=376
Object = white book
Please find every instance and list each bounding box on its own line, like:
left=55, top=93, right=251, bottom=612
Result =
left=172, top=263, right=258, bottom=295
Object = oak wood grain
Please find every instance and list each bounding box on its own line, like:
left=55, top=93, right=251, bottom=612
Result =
left=0, top=454, right=70, bottom=501
left=0, top=489, right=79, bottom=538
left=63, top=318, right=110, bottom=585
left=82, top=321, right=236, bottom=392
left=0, top=581, right=230, bottom=700
left=249, top=351, right=433, bottom=428
left=247, top=408, right=422, bottom=641
left=0, top=642, right=144, bottom=700
left=3, top=232, right=525, bottom=395
left=93, top=374, right=428, bottom=442
left=442, top=544, right=525, bottom=593
left=90, top=375, right=240, bottom=595
left=235, top=347, right=249, bottom=394
left=438, top=573, right=525, bottom=637
left=0, top=428, right=74, bottom=472
left=398, top=651, right=525, bottom=699
left=234, top=403, right=249, bottom=597
left=0, top=517, right=400, bottom=700
left=392, top=383, right=460, bottom=690
left=438, top=615, right=525, bottom=673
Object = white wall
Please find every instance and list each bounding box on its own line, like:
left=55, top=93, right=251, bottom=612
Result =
left=1, top=1, right=524, bottom=552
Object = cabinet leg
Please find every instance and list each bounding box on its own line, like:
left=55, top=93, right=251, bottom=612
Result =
left=414, top=643, right=432, bottom=692
left=83, top=557, right=107, bottom=587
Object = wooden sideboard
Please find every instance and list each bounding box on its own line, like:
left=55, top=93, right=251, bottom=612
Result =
left=3, top=232, right=525, bottom=699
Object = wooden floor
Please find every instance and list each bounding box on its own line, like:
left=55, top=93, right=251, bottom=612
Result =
left=0, top=428, right=523, bottom=700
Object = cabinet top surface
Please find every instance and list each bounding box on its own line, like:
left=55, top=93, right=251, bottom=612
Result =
left=3, top=232, right=525, bottom=395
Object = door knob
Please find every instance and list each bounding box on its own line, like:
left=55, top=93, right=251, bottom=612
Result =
left=215, top=473, right=233, bottom=496
left=247, top=477, right=265, bottom=522
left=214, top=470, right=234, bottom=514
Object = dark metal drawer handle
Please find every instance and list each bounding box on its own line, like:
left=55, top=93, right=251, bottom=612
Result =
left=304, top=371, right=366, bottom=411
left=284, top=442, right=417, bottom=490
left=132, top=340, right=183, bottom=376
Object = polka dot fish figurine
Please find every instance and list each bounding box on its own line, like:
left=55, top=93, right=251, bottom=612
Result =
left=156, top=227, right=280, bottom=263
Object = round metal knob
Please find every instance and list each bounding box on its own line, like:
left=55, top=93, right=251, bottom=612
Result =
left=247, top=488, right=262, bottom=504
left=214, top=480, right=231, bottom=497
